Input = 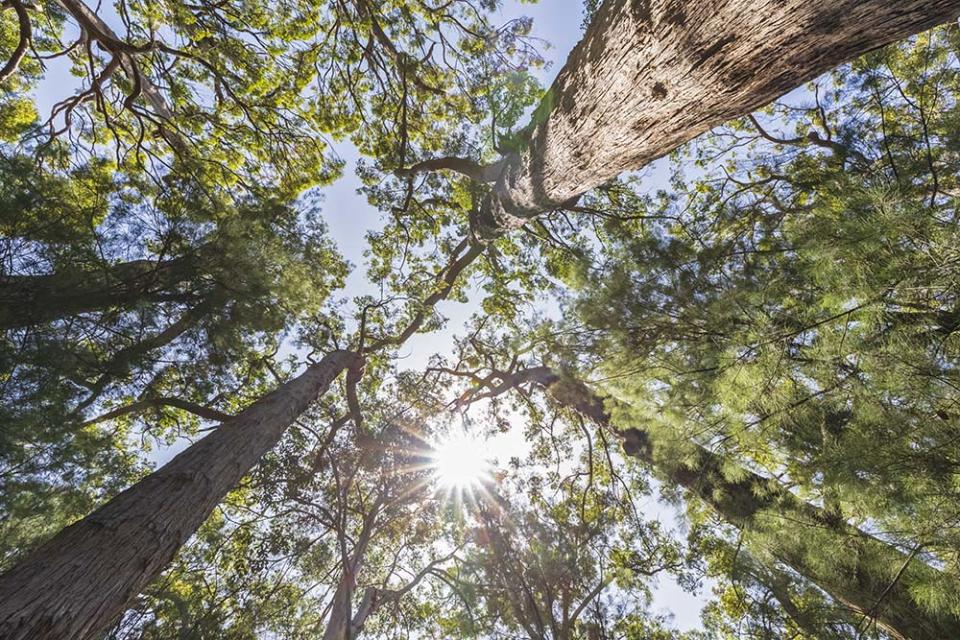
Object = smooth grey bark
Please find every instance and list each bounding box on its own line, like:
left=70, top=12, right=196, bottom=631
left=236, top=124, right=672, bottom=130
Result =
left=507, top=366, right=960, bottom=640
left=322, top=500, right=381, bottom=640
left=473, top=0, right=960, bottom=237
left=0, top=350, right=359, bottom=640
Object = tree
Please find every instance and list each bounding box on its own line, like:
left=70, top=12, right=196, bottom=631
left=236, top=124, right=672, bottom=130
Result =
left=0, top=160, right=348, bottom=566
left=418, top=357, right=694, bottom=640
left=393, top=0, right=960, bottom=238
left=6, top=0, right=536, bottom=194
left=449, top=466, right=690, bottom=640
left=555, top=23, right=960, bottom=637
left=101, top=372, right=458, bottom=640
left=3, top=0, right=960, bottom=637
left=0, top=350, right=359, bottom=640
left=432, top=324, right=960, bottom=639
left=697, top=536, right=862, bottom=639
left=0, top=144, right=489, bottom=639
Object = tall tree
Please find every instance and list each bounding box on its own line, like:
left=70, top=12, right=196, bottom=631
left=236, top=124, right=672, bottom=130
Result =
left=551, top=23, right=960, bottom=637
left=3, top=1, right=960, bottom=638
left=0, top=162, right=348, bottom=567
left=0, top=350, right=359, bottom=640
left=392, top=0, right=960, bottom=239
left=434, top=329, right=960, bottom=639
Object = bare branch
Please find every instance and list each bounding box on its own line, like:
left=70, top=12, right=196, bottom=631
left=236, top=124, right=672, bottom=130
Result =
left=81, top=397, right=234, bottom=426
left=0, top=0, right=32, bottom=84
left=393, top=155, right=505, bottom=183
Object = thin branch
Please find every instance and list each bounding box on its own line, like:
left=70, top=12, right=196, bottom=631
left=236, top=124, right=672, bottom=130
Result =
left=81, top=397, right=234, bottom=426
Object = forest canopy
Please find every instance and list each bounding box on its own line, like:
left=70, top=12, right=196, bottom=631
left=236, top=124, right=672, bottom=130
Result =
left=1, top=1, right=959, bottom=639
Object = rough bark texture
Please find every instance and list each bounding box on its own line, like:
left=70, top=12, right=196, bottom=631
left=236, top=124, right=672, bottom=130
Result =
left=473, top=0, right=960, bottom=237
left=517, top=367, right=960, bottom=640
left=0, top=254, right=204, bottom=330
left=0, top=350, right=358, bottom=640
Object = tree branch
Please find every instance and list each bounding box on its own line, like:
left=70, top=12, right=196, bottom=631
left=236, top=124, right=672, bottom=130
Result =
left=393, top=156, right=505, bottom=183
left=81, top=397, right=234, bottom=427
left=0, top=0, right=31, bottom=84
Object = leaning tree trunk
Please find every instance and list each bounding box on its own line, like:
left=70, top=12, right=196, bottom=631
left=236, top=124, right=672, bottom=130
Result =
left=0, top=350, right=359, bottom=640
left=0, top=253, right=205, bottom=330
left=472, top=0, right=960, bottom=237
left=514, top=367, right=960, bottom=640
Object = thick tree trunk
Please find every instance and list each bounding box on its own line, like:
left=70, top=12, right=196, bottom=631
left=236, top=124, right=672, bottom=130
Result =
left=0, top=253, right=204, bottom=330
left=516, top=367, right=960, bottom=640
left=0, top=350, right=358, bottom=640
left=473, top=0, right=960, bottom=237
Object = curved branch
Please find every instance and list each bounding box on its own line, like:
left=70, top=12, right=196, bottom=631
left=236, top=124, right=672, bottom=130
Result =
left=365, top=238, right=483, bottom=351
left=81, top=397, right=234, bottom=427
left=747, top=114, right=870, bottom=166
left=0, top=0, right=31, bottom=84
left=393, top=156, right=504, bottom=183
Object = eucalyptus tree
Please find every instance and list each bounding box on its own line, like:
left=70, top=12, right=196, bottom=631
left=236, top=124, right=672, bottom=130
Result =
left=534, top=23, right=960, bottom=640
left=307, top=406, right=455, bottom=640
left=100, top=373, right=457, bottom=640
left=416, top=356, right=693, bottom=640
left=569, top=14, right=960, bottom=603
left=0, top=162, right=348, bottom=564
left=386, top=0, right=960, bottom=239
left=696, top=536, right=867, bottom=639
left=3, top=1, right=960, bottom=638
left=429, top=322, right=960, bottom=639
left=452, top=491, right=691, bottom=639
left=3, top=0, right=536, bottom=193
left=0, top=0, right=532, bottom=633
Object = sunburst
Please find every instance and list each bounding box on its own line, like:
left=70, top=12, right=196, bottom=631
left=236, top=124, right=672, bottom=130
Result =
left=430, top=430, right=492, bottom=503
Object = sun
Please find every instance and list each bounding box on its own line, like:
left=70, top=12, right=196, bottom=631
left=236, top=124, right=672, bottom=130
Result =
left=430, top=431, right=491, bottom=491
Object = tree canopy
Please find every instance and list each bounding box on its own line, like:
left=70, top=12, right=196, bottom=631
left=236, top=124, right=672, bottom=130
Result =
left=1, top=1, right=959, bottom=639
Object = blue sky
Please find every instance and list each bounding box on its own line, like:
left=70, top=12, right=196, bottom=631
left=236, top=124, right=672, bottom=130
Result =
left=241, top=0, right=712, bottom=625
left=30, top=0, right=711, bottom=630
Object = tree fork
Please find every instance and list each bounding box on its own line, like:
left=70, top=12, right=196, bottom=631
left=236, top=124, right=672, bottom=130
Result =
left=472, top=0, right=960, bottom=238
left=0, top=350, right=360, bottom=640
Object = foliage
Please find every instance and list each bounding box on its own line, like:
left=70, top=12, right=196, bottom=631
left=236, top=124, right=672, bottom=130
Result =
left=2, top=2, right=960, bottom=639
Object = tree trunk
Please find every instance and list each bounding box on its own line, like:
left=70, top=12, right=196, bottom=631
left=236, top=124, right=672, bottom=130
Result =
left=473, top=0, right=960, bottom=237
left=516, top=367, right=960, bottom=640
left=322, top=500, right=380, bottom=640
left=0, top=253, right=205, bottom=330
left=732, top=551, right=841, bottom=638
left=0, top=350, right=359, bottom=640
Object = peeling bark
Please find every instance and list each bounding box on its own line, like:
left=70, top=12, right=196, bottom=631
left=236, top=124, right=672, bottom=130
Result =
left=0, top=350, right=359, bottom=640
left=473, top=0, right=960, bottom=238
left=514, top=366, right=960, bottom=640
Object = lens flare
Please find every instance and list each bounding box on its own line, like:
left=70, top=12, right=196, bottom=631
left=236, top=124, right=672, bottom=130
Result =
left=431, top=431, right=491, bottom=491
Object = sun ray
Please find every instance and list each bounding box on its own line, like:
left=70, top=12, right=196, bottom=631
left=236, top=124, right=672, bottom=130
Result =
left=430, top=430, right=492, bottom=498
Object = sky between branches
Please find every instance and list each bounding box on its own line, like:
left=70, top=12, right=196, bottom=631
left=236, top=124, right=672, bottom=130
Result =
left=29, top=0, right=709, bottom=629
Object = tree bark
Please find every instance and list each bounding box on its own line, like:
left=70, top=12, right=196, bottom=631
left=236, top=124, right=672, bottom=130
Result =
left=473, top=0, right=960, bottom=238
left=322, top=497, right=381, bottom=640
left=514, top=367, right=960, bottom=640
left=0, top=253, right=205, bottom=330
left=0, top=350, right=359, bottom=640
